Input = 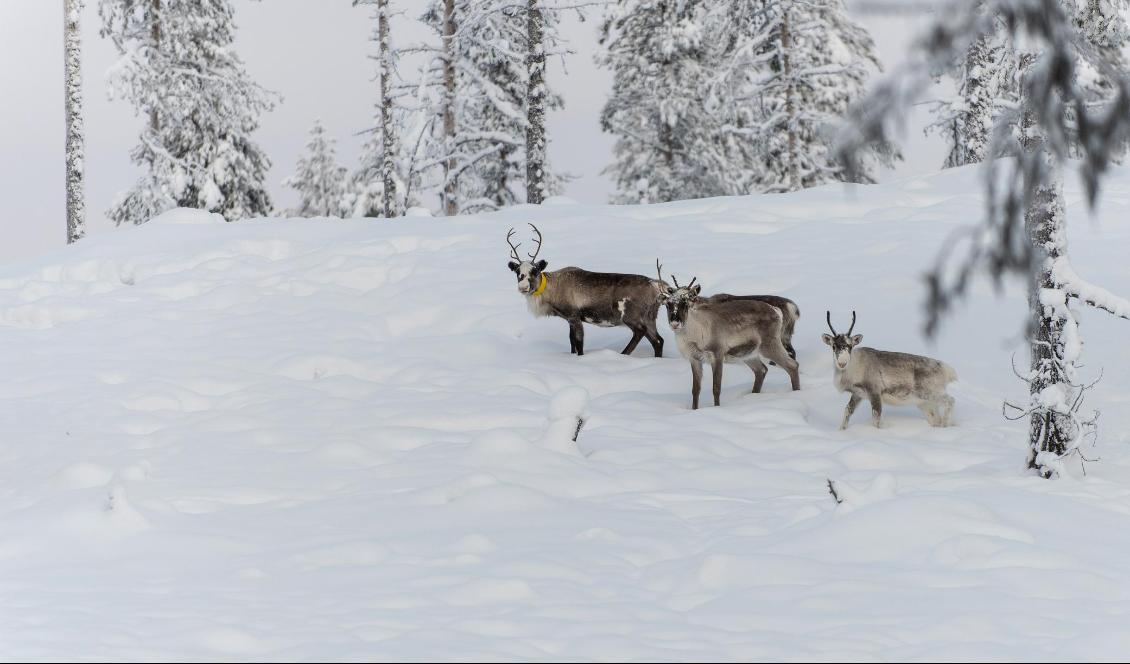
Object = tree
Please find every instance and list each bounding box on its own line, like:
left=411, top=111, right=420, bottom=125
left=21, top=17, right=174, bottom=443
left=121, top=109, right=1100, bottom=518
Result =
left=283, top=120, right=346, bottom=218
left=99, top=0, right=277, bottom=225
left=405, top=0, right=565, bottom=214
left=65, top=0, right=85, bottom=244
left=348, top=0, right=410, bottom=218
left=927, top=21, right=1019, bottom=169
left=526, top=0, right=548, bottom=204
left=599, top=0, right=727, bottom=204
left=837, top=0, right=1130, bottom=478
left=751, top=0, right=895, bottom=191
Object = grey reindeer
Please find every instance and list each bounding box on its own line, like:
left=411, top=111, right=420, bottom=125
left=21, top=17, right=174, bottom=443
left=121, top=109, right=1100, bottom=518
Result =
left=823, top=311, right=957, bottom=430
left=706, top=293, right=800, bottom=360
left=657, top=262, right=801, bottom=409
left=506, top=224, right=665, bottom=356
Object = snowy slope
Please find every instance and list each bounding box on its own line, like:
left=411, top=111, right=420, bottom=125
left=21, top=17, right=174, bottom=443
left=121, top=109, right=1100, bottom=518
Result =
left=3, top=166, right=1130, bottom=660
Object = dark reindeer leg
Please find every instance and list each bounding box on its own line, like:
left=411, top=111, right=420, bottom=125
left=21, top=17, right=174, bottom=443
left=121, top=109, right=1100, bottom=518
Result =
left=621, top=326, right=645, bottom=355
left=711, top=355, right=724, bottom=407
left=746, top=358, right=768, bottom=393
left=690, top=359, right=703, bottom=410
left=568, top=320, right=584, bottom=355
left=644, top=322, right=664, bottom=358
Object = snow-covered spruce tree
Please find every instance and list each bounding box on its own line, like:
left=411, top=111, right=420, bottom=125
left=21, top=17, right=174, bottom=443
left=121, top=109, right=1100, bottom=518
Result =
left=599, top=0, right=727, bottom=203
left=927, top=16, right=1019, bottom=168
left=757, top=0, right=895, bottom=191
left=99, top=0, right=277, bottom=224
left=837, top=0, right=1130, bottom=478
left=65, top=0, right=85, bottom=244
left=283, top=120, right=346, bottom=218
left=406, top=0, right=564, bottom=214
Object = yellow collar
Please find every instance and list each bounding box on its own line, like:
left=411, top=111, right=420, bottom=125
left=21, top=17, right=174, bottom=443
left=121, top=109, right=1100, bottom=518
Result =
left=531, top=273, right=548, bottom=297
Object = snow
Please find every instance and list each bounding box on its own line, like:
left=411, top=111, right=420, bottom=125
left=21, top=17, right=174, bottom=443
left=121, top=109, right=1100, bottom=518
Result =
left=5, top=165, right=1130, bottom=659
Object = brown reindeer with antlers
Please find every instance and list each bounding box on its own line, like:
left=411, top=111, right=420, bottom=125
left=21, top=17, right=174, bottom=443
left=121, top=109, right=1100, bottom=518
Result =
left=505, top=224, right=665, bottom=356
left=823, top=311, right=957, bottom=429
left=657, top=262, right=801, bottom=409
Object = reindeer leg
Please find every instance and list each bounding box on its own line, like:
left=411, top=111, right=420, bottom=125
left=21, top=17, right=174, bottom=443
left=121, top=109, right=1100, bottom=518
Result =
left=784, top=320, right=797, bottom=360
left=645, top=321, right=664, bottom=358
left=568, top=320, right=584, bottom=356
left=940, top=394, right=955, bottom=427
left=746, top=359, right=768, bottom=393
left=621, top=326, right=645, bottom=355
left=869, top=392, right=883, bottom=428
left=764, top=339, right=801, bottom=391
left=918, top=402, right=938, bottom=426
left=690, top=360, right=703, bottom=410
left=711, top=355, right=724, bottom=407
left=841, top=393, right=862, bottom=430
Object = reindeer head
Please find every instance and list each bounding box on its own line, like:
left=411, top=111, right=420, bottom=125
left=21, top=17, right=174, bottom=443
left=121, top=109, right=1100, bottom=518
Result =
left=823, top=311, right=862, bottom=369
left=506, top=223, right=548, bottom=295
left=655, top=260, right=701, bottom=331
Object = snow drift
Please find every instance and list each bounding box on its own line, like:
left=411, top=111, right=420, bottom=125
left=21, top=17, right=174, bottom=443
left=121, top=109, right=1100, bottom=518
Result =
left=3, top=166, right=1130, bottom=660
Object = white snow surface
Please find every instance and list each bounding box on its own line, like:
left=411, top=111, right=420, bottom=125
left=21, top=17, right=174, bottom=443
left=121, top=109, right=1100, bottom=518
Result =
left=4, top=166, right=1130, bottom=660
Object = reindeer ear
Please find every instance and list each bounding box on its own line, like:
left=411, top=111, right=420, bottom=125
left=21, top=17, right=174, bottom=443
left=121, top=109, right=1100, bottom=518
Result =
left=850, top=334, right=863, bottom=346
left=508, top=261, right=519, bottom=272
left=535, top=259, right=548, bottom=271
left=821, top=334, right=834, bottom=346
left=691, top=284, right=702, bottom=297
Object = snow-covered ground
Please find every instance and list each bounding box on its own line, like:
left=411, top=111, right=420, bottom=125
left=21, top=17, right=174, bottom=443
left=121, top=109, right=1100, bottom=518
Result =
left=3, top=166, right=1130, bottom=660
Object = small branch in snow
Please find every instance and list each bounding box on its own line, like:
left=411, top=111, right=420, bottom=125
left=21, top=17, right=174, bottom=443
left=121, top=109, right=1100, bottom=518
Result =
left=572, top=416, right=585, bottom=443
left=826, top=479, right=843, bottom=505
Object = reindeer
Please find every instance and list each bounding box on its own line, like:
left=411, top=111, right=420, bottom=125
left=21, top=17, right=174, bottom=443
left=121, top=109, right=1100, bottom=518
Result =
left=823, top=311, right=957, bottom=429
left=707, top=293, right=800, bottom=360
left=506, top=224, right=664, bottom=357
left=656, top=262, right=801, bottom=409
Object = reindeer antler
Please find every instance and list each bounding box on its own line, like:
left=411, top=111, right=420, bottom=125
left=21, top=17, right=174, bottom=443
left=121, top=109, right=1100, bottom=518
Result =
left=826, top=311, right=858, bottom=336
left=527, top=223, right=543, bottom=261
left=687, top=276, right=698, bottom=289
left=506, top=228, right=522, bottom=262
left=655, top=258, right=665, bottom=283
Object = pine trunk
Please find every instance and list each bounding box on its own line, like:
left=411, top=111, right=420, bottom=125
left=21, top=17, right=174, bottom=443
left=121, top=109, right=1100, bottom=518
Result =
left=781, top=5, right=799, bottom=192
left=378, top=0, right=395, bottom=217
left=64, top=0, right=85, bottom=244
left=442, top=0, right=457, bottom=216
left=1020, top=54, right=1077, bottom=478
left=526, top=0, right=547, bottom=205
left=150, top=0, right=161, bottom=135
left=1025, top=163, right=1076, bottom=477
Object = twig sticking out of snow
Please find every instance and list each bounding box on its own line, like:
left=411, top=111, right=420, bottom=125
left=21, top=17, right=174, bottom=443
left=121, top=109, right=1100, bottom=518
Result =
left=572, top=416, right=585, bottom=443
left=826, top=479, right=843, bottom=505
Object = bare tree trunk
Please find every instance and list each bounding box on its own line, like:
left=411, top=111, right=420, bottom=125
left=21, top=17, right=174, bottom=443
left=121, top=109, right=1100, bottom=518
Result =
left=526, top=0, right=547, bottom=205
left=1019, top=53, right=1077, bottom=478
left=150, top=0, right=161, bottom=135
left=64, top=0, right=85, bottom=244
left=781, top=5, right=799, bottom=192
left=1025, top=170, right=1076, bottom=477
left=378, top=0, right=396, bottom=217
left=442, top=0, right=457, bottom=216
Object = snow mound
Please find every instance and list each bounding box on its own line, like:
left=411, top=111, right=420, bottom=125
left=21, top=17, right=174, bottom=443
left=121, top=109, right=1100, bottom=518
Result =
left=145, top=207, right=227, bottom=226
left=5, top=165, right=1130, bottom=659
